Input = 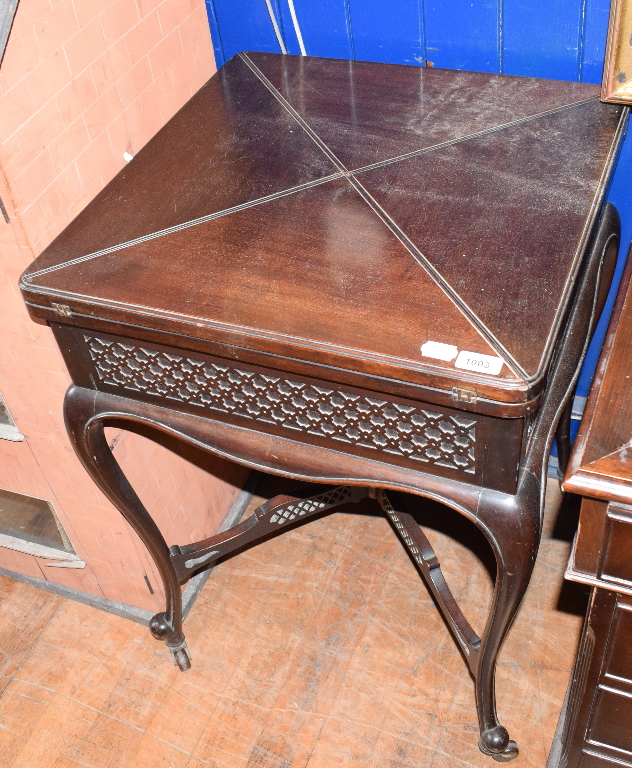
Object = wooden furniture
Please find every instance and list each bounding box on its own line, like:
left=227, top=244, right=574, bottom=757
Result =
left=18, top=53, right=627, bottom=761
left=557, top=245, right=632, bottom=768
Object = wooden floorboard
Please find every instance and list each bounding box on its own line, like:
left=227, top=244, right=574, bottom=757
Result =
left=0, top=478, right=586, bottom=767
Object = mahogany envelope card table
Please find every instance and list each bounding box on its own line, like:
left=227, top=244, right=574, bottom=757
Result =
left=19, top=53, right=628, bottom=761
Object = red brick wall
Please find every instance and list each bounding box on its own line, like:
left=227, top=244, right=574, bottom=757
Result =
left=1, top=0, right=216, bottom=253
left=0, top=0, right=249, bottom=612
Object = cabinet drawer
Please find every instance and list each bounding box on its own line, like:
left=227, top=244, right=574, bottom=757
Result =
left=601, top=508, right=632, bottom=589
left=588, top=687, right=632, bottom=755
left=605, top=604, right=632, bottom=683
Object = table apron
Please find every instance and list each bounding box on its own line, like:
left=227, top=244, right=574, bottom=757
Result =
left=52, top=323, right=524, bottom=495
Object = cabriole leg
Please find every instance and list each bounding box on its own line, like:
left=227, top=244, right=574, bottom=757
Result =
left=474, top=488, right=541, bottom=762
left=63, top=385, right=191, bottom=671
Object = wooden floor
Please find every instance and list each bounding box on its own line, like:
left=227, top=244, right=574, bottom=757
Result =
left=0, top=477, right=588, bottom=768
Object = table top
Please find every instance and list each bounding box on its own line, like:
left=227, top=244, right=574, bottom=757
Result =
left=20, top=53, right=625, bottom=414
left=564, top=246, right=632, bottom=504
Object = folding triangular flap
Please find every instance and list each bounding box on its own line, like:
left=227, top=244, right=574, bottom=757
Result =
left=32, top=178, right=516, bottom=380
left=246, top=52, right=601, bottom=171
left=30, top=56, right=338, bottom=276
left=357, top=99, right=623, bottom=377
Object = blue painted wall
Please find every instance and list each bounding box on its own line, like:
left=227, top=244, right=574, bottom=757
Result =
left=204, top=0, right=631, bottom=444
left=205, top=0, right=613, bottom=80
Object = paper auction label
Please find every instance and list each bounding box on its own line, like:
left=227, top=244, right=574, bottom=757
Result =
left=454, top=351, right=504, bottom=375
left=420, top=340, right=458, bottom=362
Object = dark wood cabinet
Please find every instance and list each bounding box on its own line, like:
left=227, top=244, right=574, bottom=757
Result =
left=555, top=248, right=632, bottom=768
left=552, top=588, right=632, bottom=768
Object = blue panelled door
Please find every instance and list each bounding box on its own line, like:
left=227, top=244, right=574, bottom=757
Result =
left=204, top=0, right=631, bottom=449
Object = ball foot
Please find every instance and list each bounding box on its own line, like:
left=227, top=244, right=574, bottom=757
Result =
left=479, top=727, right=519, bottom=762
left=149, top=612, right=172, bottom=640
left=491, top=741, right=519, bottom=762
left=149, top=613, right=191, bottom=671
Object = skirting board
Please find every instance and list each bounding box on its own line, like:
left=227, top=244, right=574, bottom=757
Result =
left=0, top=472, right=260, bottom=626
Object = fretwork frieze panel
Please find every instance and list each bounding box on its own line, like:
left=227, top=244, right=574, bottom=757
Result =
left=84, top=335, right=477, bottom=474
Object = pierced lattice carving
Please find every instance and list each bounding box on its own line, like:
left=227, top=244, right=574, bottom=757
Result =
left=269, top=487, right=354, bottom=525
left=84, top=335, right=477, bottom=474
left=379, top=491, right=422, bottom=561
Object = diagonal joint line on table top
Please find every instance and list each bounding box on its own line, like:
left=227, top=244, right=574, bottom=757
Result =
left=240, top=52, right=349, bottom=173
left=351, top=96, right=601, bottom=176
left=21, top=173, right=345, bottom=281
left=346, top=173, right=528, bottom=381
left=237, top=50, right=604, bottom=381
left=241, top=48, right=599, bottom=177
left=347, top=102, right=628, bottom=388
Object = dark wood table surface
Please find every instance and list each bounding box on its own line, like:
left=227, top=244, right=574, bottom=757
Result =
left=19, top=53, right=627, bottom=762
left=555, top=245, right=632, bottom=768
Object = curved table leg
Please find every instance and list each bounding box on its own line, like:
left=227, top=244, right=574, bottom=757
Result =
left=64, top=386, right=192, bottom=670
left=474, top=486, right=541, bottom=762
left=63, top=385, right=371, bottom=671
left=380, top=482, right=541, bottom=762
left=63, top=381, right=540, bottom=757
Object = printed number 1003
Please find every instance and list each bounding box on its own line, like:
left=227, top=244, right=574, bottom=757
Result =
left=454, top=351, right=504, bottom=376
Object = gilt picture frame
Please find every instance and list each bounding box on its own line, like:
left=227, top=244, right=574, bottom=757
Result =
left=603, top=0, right=632, bottom=103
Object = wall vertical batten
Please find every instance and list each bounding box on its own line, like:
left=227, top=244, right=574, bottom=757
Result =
left=502, top=0, right=585, bottom=80
left=581, top=0, right=611, bottom=83
left=205, top=0, right=226, bottom=67
left=275, top=0, right=355, bottom=59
